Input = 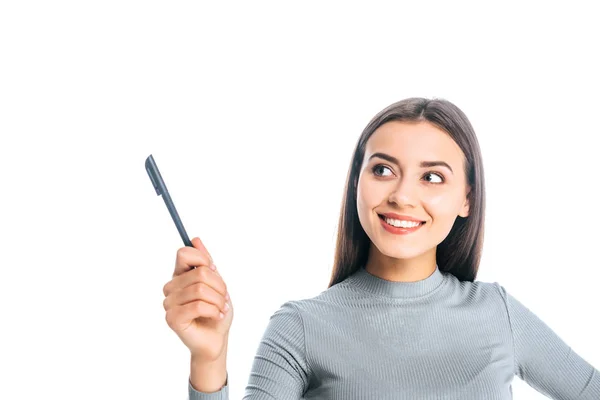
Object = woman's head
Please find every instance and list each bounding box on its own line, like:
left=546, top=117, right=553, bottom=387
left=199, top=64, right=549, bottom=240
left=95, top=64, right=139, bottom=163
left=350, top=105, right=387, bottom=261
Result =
left=329, top=98, right=485, bottom=287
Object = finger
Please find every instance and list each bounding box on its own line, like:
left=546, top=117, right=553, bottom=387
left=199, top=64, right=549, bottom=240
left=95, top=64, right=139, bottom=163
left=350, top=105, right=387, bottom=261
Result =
left=173, top=244, right=212, bottom=277
left=164, top=281, right=228, bottom=313
left=166, top=301, right=224, bottom=330
left=164, top=265, right=227, bottom=298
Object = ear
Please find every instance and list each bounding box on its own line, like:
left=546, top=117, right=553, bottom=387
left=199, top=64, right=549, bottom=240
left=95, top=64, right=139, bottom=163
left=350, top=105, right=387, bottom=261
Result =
left=458, top=186, right=471, bottom=218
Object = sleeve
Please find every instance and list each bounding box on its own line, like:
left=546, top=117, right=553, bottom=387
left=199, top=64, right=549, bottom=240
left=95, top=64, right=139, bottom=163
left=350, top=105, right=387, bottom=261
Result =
left=496, top=284, right=600, bottom=399
left=189, top=377, right=228, bottom=400
left=242, top=301, right=310, bottom=399
left=188, top=301, right=310, bottom=400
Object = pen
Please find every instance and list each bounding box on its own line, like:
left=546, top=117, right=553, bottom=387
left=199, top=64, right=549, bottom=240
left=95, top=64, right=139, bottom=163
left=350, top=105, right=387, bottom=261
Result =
left=145, top=154, right=193, bottom=249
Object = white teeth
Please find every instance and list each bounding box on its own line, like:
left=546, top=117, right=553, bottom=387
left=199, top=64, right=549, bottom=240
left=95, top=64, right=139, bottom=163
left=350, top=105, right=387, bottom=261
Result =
left=384, top=218, right=422, bottom=228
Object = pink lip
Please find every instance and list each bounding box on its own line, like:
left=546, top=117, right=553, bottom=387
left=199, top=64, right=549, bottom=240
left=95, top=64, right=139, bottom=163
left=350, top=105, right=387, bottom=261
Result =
left=378, top=214, right=425, bottom=235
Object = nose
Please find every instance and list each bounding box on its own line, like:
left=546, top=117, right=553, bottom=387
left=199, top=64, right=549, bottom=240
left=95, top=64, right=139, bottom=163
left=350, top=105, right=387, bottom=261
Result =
left=388, top=177, right=417, bottom=207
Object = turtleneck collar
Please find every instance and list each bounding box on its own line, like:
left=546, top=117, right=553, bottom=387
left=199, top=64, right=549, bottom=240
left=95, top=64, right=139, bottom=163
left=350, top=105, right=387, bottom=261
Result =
left=346, top=265, right=446, bottom=299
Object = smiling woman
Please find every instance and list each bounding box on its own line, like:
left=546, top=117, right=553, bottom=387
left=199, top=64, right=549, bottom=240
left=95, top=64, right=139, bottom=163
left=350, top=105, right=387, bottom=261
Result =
left=176, top=98, right=600, bottom=400
left=356, top=120, right=473, bottom=283
left=330, top=99, right=485, bottom=287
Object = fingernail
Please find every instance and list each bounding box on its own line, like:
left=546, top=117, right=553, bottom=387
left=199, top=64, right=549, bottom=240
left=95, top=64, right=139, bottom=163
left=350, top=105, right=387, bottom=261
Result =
left=225, top=292, right=230, bottom=301
left=224, top=303, right=230, bottom=312
left=209, top=263, right=216, bottom=271
left=219, top=312, right=224, bottom=319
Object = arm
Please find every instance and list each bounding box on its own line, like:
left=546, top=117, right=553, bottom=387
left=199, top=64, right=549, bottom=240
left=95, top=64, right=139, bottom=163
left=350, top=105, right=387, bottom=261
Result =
left=188, top=355, right=229, bottom=399
left=496, top=284, right=600, bottom=399
left=189, top=301, right=310, bottom=399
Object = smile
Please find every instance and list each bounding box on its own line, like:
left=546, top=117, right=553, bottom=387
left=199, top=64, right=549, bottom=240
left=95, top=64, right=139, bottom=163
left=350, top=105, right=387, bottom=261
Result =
left=378, top=214, right=425, bottom=234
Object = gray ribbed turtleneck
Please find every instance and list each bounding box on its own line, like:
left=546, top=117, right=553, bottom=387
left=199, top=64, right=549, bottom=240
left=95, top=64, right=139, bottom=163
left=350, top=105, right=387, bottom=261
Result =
left=189, top=266, right=600, bottom=399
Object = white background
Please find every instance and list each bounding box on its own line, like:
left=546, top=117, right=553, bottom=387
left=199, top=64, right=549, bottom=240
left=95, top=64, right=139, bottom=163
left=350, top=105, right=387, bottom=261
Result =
left=1, top=1, right=599, bottom=399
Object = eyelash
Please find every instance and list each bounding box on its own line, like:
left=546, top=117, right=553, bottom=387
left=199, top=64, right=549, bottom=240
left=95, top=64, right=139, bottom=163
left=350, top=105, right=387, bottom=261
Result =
left=371, top=164, right=445, bottom=184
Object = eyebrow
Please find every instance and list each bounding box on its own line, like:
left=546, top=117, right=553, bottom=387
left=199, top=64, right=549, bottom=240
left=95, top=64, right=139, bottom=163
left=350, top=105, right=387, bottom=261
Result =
left=368, top=152, right=454, bottom=174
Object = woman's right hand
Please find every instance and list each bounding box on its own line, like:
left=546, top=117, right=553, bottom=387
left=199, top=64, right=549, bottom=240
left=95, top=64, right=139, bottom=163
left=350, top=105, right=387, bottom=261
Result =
left=162, top=237, right=233, bottom=363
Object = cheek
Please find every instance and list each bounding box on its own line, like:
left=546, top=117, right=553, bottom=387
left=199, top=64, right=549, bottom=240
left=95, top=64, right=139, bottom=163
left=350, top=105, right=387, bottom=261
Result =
left=424, top=191, right=464, bottom=217
left=357, top=178, right=373, bottom=208
left=357, top=178, right=388, bottom=211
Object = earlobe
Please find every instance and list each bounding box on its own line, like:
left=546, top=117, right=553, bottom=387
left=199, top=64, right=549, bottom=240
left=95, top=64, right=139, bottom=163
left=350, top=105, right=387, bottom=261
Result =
left=459, top=190, right=470, bottom=218
left=460, top=201, right=470, bottom=218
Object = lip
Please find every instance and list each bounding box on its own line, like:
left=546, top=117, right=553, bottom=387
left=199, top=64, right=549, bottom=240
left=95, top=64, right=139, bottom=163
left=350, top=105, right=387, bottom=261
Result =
left=378, top=215, right=425, bottom=235
left=378, top=212, right=425, bottom=222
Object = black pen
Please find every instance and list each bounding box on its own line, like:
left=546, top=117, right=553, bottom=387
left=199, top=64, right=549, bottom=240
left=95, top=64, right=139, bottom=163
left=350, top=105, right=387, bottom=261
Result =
left=145, top=154, right=194, bottom=252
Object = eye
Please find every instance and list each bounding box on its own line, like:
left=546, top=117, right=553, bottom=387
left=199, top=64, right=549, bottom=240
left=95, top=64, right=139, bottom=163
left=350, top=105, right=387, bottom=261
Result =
left=372, top=164, right=393, bottom=177
left=423, top=172, right=444, bottom=184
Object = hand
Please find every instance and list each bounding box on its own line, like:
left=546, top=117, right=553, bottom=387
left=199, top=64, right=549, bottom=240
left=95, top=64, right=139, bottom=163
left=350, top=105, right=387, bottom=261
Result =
left=162, top=237, right=233, bottom=362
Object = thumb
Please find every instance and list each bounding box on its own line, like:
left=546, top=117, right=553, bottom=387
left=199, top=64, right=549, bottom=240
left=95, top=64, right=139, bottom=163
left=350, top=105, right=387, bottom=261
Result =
left=191, top=236, right=214, bottom=265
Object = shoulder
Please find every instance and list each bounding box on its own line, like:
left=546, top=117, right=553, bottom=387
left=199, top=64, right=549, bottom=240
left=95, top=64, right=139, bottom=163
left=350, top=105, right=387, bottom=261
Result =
left=442, top=272, right=511, bottom=308
left=271, top=280, right=353, bottom=321
left=444, top=271, right=504, bottom=293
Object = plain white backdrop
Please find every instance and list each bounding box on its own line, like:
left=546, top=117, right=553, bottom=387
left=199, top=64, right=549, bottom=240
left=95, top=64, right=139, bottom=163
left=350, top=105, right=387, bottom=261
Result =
left=1, top=1, right=598, bottom=399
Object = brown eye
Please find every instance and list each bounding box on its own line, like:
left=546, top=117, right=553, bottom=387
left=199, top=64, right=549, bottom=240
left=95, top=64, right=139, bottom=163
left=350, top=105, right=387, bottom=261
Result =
left=423, top=172, right=444, bottom=183
left=372, top=164, right=393, bottom=177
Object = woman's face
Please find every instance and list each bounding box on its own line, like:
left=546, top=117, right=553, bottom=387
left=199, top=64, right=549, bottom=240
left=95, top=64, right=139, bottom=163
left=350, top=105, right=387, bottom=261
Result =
left=356, top=120, right=471, bottom=263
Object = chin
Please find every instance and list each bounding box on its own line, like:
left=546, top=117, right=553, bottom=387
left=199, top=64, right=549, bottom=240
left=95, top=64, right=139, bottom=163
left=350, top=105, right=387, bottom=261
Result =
left=374, top=243, right=430, bottom=261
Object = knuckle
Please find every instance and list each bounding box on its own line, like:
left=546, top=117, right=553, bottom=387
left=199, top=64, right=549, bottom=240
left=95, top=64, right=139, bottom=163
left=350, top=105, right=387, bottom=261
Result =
left=162, top=282, right=170, bottom=297
left=194, top=282, right=206, bottom=296
left=165, top=310, right=174, bottom=328
left=196, top=266, right=208, bottom=281
left=176, top=246, right=189, bottom=261
left=176, top=247, right=184, bottom=259
left=162, top=296, right=169, bottom=311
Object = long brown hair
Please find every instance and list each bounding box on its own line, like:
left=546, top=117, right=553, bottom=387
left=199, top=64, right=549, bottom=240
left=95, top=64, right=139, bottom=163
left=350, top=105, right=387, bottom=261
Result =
left=328, top=97, right=485, bottom=287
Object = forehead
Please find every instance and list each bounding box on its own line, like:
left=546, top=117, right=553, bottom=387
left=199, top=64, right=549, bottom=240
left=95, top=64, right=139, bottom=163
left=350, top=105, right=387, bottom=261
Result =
left=366, top=121, right=465, bottom=164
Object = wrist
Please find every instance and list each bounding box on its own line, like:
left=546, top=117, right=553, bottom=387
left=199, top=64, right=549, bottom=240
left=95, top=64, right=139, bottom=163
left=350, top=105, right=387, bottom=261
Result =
left=189, top=352, right=227, bottom=393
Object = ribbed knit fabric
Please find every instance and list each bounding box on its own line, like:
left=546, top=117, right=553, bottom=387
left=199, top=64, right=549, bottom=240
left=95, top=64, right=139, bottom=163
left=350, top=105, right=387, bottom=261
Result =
left=189, top=265, right=600, bottom=399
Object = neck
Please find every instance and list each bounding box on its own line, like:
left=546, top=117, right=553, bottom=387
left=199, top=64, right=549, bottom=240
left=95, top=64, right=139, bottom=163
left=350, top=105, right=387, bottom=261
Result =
left=364, top=245, right=437, bottom=282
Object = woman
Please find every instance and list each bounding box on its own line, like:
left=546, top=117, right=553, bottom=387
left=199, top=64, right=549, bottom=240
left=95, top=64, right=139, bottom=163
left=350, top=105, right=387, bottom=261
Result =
left=162, top=98, right=600, bottom=399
